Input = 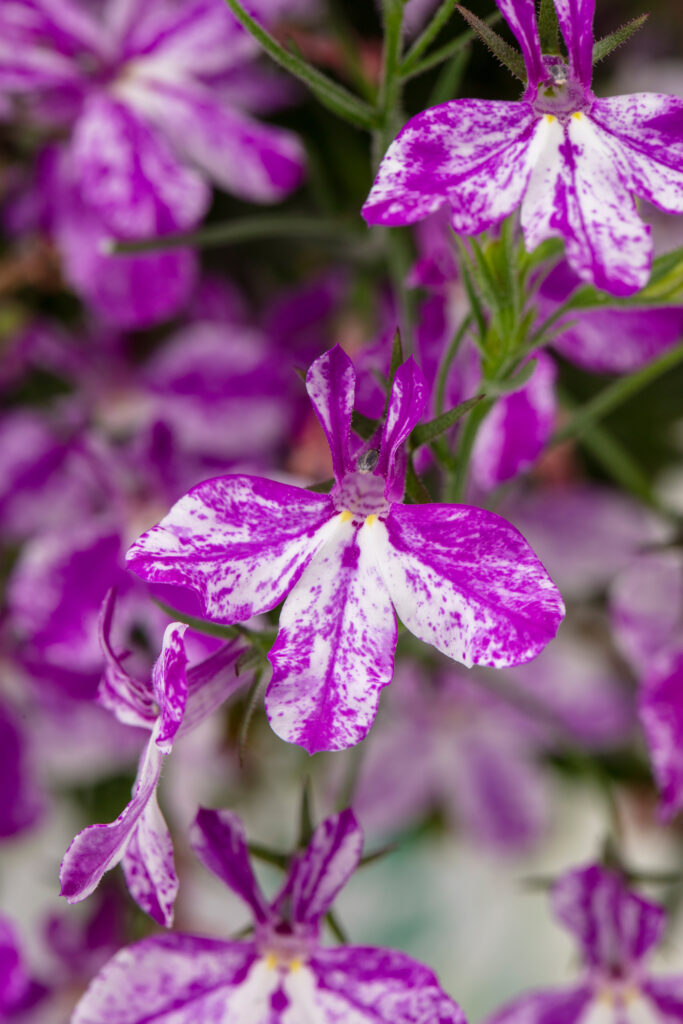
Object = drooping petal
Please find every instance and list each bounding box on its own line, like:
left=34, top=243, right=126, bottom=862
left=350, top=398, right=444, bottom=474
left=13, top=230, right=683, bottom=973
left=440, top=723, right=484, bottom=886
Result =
left=609, top=552, right=683, bottom=676
left=551, top=864, right=666, bottom=968
left=471, top=352, right=557, bottom=492
left=118, top=76, right=305, bottom=203
left=376, top=504, right=564, bottom=668
left=495, top=0, right=545, bottom=87
left=71, top=934, right=266, bottom=1024
left=190, top=808, right=271, bottom=924
left=521, top=114, right=653, bottom=296
left=294, top=946, right=467, bottom=1024
left=121, top=791, right=177, bottom=927
left=486, top=986, right=592, bottom=1024
left=126, top=475, right=336, bottom=623
left=590, top=94, right=683, bottom=215
left=376, top=357, right=427, bottom=499
left=266, top=518, right=396, bottom=753
left=639, top=647, right=683, bottom=821
left=645, top=977, right=683, bottom=1019
left=152, top=622, right=189, bottom=753
left=305, top=346, right=356, bottom=484
left=274, top=811, right=363, bottom=925
left=553, top=0, right=595, bottom=89
left=97, top=588, right=158, bottom=730
left=363, top=100, right=540, bottom=234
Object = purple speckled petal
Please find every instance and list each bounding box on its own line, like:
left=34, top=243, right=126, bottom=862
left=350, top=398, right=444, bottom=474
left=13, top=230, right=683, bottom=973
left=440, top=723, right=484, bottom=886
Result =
left=71, top=934, right=264, bottom=1024
left=0, top=39, right=83, bottom=91
left=521, top=115, right=652, bottom=296
left=362, top=100, right=539, bottom=233
left=274, top=810, right=363, bottom=925
left=552, top=864, right=666, bottom=968
left=376, top=358, right=427, bottom=499
left=609, top=553, right=683, bottom=677
left=266, top=517, right=396, bottom=753
left=121, top=791, right=178, bottom=927
left=60, top=735, right=167, bottom=909
left=120, top=77, right=305, bottom=203
left=1, top=0, right=104, bottom=57
left=591, top=94, right=683, bottom=215
left=190, top=808, right=271, bottom=923
left=471, top=353, right=557, bottom=492
left=0, top=700, right=42, bottom=839
left=553, top=0, right=595, bottom=89
left=639, top=647, right=683, bottom=821
left=98, top=588, right=160, bottom=730
left=494, top=0, right=545, bottom=87
left=300, top=946, right=467, bottom=1024
left=306, top=346, right=356, bottom=484
left=485, top=986, right=592, bottom=1024
left=0, top=916, right=29, bottom=1015
left=152, top=622, right=189, bottom=753
left=376, top=504, right=565, bottom=668
left=126, top=475, right=335, bottom=623
left=119, top=0, right=253, bottom=72
left=645, top=977, right=683, bottom=1019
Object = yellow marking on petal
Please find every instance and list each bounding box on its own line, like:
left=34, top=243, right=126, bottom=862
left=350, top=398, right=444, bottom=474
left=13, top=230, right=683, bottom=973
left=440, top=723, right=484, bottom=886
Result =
left=340, top=510, right=353, bottom=523
left=572, top=111, right=582, bottom=120
left=623, top=988, right=641, bottom=1006
left=265, top=954, right=278, bottom=970
left=545, top=114, right=556, bottom=123
left=597, top=989, right=615, bottom=1006
left=289, top=959, right=302, bottom=973
left=365, top=514, right=377, bottom=527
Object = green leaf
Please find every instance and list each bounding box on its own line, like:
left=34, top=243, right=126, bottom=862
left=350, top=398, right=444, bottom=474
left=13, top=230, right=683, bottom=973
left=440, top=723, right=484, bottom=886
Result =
left=592, top=13, right=649, bottom=65
left=484, top=358, right=537, bottom=396
left=388, top=326, right=404, bottom=387
left=427, top=45, right=471, bottom=106
left=351, top=410, right=379, bottom=441
left=411, top=394, right=485, bottom=447
left=404, top=459, right=432, bottom=503
left=454, top=4, right=526, bottom=81
left=248, top=842, right=289, bottom=870
left=325, top=910, right=349, bottom=944
left=400, top=13, right=500, bottom=81
left=221, top=0, right=379, bottom=130
left=401, top=0, right=458, bottom=73
left=298, top=778, right=314, bottom=848
left=538, top=0, right=560, bottom=53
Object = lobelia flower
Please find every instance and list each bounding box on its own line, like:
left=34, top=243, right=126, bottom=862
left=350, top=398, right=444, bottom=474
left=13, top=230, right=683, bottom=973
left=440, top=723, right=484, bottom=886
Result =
left=362, top=0, right=683, bottom=296
left=70, top=806, right=466, bottom=1024
left=0, top=0, right=306, bottom=327
left=59, top=591, right=249, bottom=926
left=486, top=863, right=683, bottom=1024
left=126, top=345, right=565, bottom=754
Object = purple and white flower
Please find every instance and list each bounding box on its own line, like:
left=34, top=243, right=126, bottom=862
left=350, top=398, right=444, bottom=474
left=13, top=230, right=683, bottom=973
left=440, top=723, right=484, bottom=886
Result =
left=487, top=863, right=683, bottom=1024
left=71, top=807, right=466, bottom=1024
left=127, top=346, right=565, bottom=754
left=363, top=0, right=683, bottom=295
left=59, top=592, right=248, bottom=926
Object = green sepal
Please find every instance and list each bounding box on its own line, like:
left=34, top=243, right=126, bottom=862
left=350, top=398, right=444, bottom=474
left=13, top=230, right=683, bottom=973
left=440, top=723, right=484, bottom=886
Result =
left=455, top=4, right=527, bottom=81
left=592, top=13, right=649, bottom=65
left=404, top=459, right=432, bottom=504
left=410, top=394, right=485, bottom=448
left=484, top=358, right=537, bottom=396
left=352, top=411, right=379, bottom=441
left=538, top=0, right=560, bottom=53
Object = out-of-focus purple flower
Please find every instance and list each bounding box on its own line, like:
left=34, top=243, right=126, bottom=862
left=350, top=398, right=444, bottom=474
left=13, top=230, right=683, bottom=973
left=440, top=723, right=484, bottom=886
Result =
left=0, top=916, right=46, bottom=1019
left=0, top=0, right=306, bottom=326
left=640, top=647, right=683, bottom=822
left=0, top=700, right=42, bottom=840
left=486, top=863, right=682, bottom=1024
left=127, top=346, right=564, bottom=753
left=364, top=0, right=683, bottom=295
left=71, top=807, right=466, bottom=1024
left=59, top=592, right=248, bottom=925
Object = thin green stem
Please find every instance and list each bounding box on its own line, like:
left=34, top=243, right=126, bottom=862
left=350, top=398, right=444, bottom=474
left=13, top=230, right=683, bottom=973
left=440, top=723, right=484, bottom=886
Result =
left=447, top=398, right=493, bottom=501
left=401, top=0, right=458, bottom=73
left=400, top=13, right=500, bottom=81
left=436, top=315, right=472, bottom=417
left=375, top=0, right=406, bottom=166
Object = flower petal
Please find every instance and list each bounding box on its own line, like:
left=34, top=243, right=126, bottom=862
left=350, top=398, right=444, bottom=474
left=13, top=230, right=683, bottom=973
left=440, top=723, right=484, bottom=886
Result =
left=376, top=504, right=565, bottom=668
left=553, top=0, right=595, bottom=89
left=590, top=94, right=683, bottom=215
left=609, top=552, right=683, bottom=677
left=153, top=622, right=189, bottom=752
left=97, top=588, right=159, bottom=731
left=126, top=475, right=335, bottom=623
left=190, top=808, right=271, bottom=923
left=645, top=977, right=683, bottom=1019
left=376, top=357, right=427, bottom=499
left=274, top=811, right=363, bottom=925
left=266, top=517, right=396, bottom=753
left=639, top=647, right=683, bottom=821
left=363, top=100, right=539, bottom=233
left=71, top=935, right=265, bottom=1024
left=293, top=946, right=466, bottom=1024
left=121, top=792, right=177, bottom=928
left=306, top=346, right=356, bottom=484
left=495, top=0, right=545, bottom=86
left=486, top=987, right=591, bottom=1024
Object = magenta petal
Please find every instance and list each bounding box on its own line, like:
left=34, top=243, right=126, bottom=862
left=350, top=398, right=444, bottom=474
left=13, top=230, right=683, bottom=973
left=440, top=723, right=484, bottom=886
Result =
left=304, top=946, right=466, bottom=1024
left=71, top=934, right=260, bottom=1024
left=266, top=518, right=396, bottom=753
left=306, top=346, right=356, bottom=484
left=363, top=100, right=539, bottom=234
left=609, top=553, right=683, bottom=676
left=639, top=647, right=683, bottom=821
left=645, top=977, right=683, bottom=1019
left=190, top=808, right=271, bottom=923
left=152, top=622, right=189, bottom=752
left=274, top=810, right=363, bottom=925
left=0, top=41, right=83, bottom=91
left=376, top=357, right=427, bottom=498
left=126, top=475, right=335, bottom=623
left=553, top=0, right=595, bottom=88
left=495, top=0, right=544, bottom=86
left=377, top=504, right=565, bottom=668
left=486, top=986, right=592, bottom=1024
left=121, top=793, right=178, bottom=928
left=97, top=589, right=158, bottom=730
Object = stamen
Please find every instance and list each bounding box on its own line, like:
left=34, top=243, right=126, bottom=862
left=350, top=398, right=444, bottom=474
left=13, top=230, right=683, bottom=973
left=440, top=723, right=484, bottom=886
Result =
left=365, top=514, right=378, bottom=527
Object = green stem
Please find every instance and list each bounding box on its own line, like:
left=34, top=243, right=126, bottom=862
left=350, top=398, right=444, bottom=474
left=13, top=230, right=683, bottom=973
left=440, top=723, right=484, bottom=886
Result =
left=400, top=13, right=500, bottom=81
left=436, top=315, right=472, bottom=417
left=447, top=398, right=493, bottom=501
left=400, top=0, right=457, bottom=74
left=375, top=0, right=406, bottom=167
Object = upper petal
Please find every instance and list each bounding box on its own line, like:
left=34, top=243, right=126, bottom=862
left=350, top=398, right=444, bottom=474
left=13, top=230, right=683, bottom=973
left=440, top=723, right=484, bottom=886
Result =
left=554, top=0, right=595, bottom=89
left=266, top=516, right=397, bottom=753
left=495, top=0, right=545, bottom=86
left=639, top=646, right=683, bottom=821
left=590, top=94, right=683, bottom=214
left=190, top=808, right=271, bottom=924
left=126, top=475, right=335, bottom=623
left=376, top=504, right=565, bottom=668
left=376, top=357, right=427, bottom=499
left=153, top=622, right=189, bottom=752
left=274, top=810, right=363, bottom=925
left=609, top=552, right=683, bottom=677
left=363, top=100, right=540, bottom=233
left=305, top=346, right=357, bottom=485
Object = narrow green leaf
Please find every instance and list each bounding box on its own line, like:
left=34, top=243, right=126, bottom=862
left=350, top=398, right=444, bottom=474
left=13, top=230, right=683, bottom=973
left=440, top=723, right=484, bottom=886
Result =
left=351, top=410, right=379, bottom=441
left=592, top=13, right=649, bottom=65
left=427, top=45, right=470, bottom=105
left=306, top=477, right=334, bottom=493
left=454, top=4, right=526, bottom=81
left=401, top=0, right=458, bottom=73
left=221, top=0, right=379, bottom=129
left=359, top=844, right=397, bottom=868
left=484, top=358, right=537, bottom=395
left=389, top=327, right=404, bottom=386
left=248, top=842, right=289, bottom=870
left=298, top=778, right=314, bottom=848
left=538, top=0, right=560, bottom=53
left=411, top=394, right=484, bottom=447
left=325, top=910, right=349, bottom=944
left=404, top=459, right=432, bottom=503
left=400, top=13, right=500, bottom=81
left=238, top=668, right=265, bottom=765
